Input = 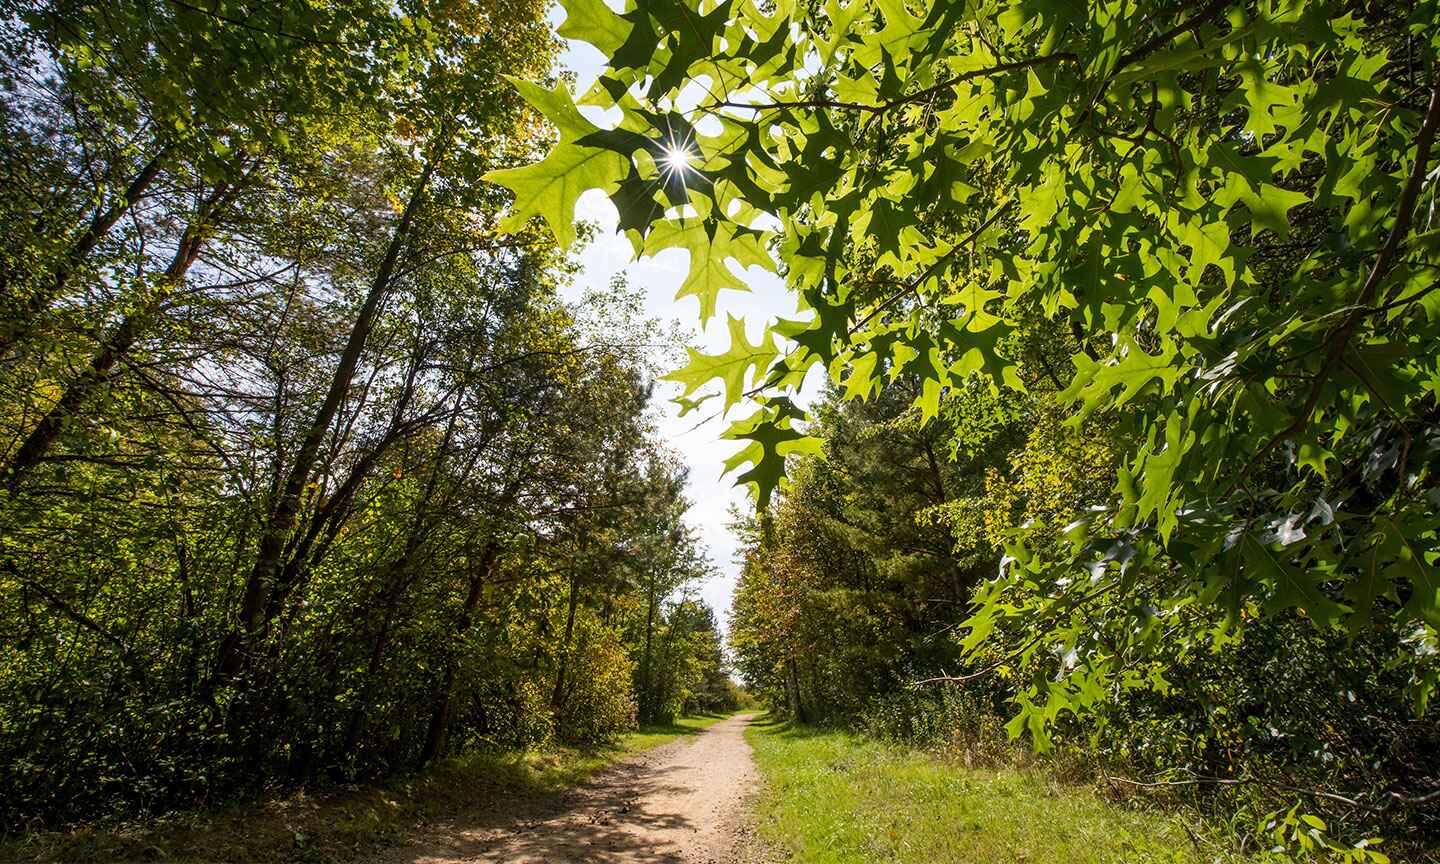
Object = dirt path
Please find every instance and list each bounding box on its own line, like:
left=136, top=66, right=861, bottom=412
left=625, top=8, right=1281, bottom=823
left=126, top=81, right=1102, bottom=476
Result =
left=363, top=713, right=761, bottom=864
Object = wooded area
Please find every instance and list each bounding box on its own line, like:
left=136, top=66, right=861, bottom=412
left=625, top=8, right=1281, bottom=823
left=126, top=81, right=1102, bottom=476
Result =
left=0, top=0, right=738, bottom=829
left=3, top=0, right=1440, bottom=860
left=503, top=0, right=1439, bottom=854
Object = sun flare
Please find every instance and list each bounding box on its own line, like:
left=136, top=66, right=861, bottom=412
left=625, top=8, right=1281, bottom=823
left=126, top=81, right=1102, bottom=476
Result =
left=661, top=144, right=693, bottom=173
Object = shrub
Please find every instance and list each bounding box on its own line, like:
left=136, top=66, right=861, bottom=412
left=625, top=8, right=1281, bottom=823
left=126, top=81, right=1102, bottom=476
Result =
left=555, top=615, right=637, bottom=744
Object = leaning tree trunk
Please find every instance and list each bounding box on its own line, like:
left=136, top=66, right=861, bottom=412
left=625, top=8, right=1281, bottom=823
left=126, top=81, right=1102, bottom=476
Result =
left=419, top=539, right=501, bottom=766
left=417, top=460, right=532, bottom=765
left=2, top=177, right=234, bottom=491
left=213, top=159, right=435, bottom=684
left=339, top=602, right=399, bottom=759
left=340, top=386, right=469, bottom=759
left=0, top=144, right=173, bottom=359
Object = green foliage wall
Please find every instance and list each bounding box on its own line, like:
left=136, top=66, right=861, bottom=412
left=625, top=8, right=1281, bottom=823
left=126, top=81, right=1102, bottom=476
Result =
left=0, top=0, right=734, bottom=828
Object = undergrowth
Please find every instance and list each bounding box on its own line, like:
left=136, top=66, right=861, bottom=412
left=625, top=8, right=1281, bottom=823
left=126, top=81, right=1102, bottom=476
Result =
left=745, top=717, right=1426, bottom=864
left=0, top=713, right=731, bottom=864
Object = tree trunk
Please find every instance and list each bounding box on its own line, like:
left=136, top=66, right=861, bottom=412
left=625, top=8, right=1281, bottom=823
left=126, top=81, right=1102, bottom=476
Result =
left=0, top=144, right=172, bottom=358
left=420, top=539, right=501, bottom=766
left=340, top=604, right=398, bottom=759
left=654, top=606, right=680, bottom=720
left=550, top=571, right=582, bottom=712
left=214, top=159, right=435, bottom=683
left=3, top=178, right=231, bottom=491
left=340, top=392, right=467, bottom=760
left=638, top=572, right=657, bottom=724
left=922, top=436, right=946, bottom=503
left=786, top=655, right=807, bottom=723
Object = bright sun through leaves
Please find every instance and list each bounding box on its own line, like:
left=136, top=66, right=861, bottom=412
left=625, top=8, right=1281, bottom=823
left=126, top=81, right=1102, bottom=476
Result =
left=661, top=144, right=693, bottom=173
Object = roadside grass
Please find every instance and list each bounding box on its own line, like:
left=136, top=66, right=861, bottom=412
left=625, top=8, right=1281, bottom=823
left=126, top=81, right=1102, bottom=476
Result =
left=745, top=717, right=1229, bottom=864
left=0, top=711, right=735, bottom=864
left=622, top=710, right=733, bottom=751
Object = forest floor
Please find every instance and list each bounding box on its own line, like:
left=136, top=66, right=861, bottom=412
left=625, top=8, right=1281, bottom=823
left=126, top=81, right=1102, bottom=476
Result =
left=0, top=714, right=741, bottom=864
left=360, top=711, right=761, bottom=864
left=27, top=713, right=1420, bottom=864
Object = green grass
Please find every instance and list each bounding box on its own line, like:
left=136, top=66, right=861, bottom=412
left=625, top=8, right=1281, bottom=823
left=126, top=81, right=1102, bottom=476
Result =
left=0, top=712, right=737, bottom=864
left=745, top=717, right=1212, bottom=864
left=620, top=710, right=733, bottom=751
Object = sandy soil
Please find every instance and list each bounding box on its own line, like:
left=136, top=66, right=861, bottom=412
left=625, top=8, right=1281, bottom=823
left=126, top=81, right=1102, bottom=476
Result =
left=361, top=713, right=762, bottom=864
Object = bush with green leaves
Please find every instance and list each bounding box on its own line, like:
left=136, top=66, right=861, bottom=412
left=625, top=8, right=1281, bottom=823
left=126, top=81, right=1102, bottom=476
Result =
left=555, top=613, right=639, bottom=744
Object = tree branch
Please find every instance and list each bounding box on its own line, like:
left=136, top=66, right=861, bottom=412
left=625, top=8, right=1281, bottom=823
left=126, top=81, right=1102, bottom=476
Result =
left=12, top=564, right=148, bottom=686
left=1242, top=77, right=1440, bottom=478
left=714, top=55, right=1078, bottom=116
left=1099, top=770, right=1362, bottom=808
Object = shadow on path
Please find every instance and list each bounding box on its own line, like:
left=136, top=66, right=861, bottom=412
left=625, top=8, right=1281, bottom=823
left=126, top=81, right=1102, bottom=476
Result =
left=364, top=713, right=758, bottom=864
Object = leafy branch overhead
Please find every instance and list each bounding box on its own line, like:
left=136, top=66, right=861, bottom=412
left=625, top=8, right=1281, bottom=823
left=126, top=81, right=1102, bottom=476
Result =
left=489, top=0, right=1440, bottom=732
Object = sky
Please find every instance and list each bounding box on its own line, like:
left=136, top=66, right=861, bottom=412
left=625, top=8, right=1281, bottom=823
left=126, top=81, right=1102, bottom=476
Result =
left=547, top=8, right=814, bottom=629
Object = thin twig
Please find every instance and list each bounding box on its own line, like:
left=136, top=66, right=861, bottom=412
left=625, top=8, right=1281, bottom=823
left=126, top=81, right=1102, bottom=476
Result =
left=1100, top=770, right=1362, bottom=808
left=11, top=564, right=148, bottom=686
left=849, top=199, right=1015, bottom=336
